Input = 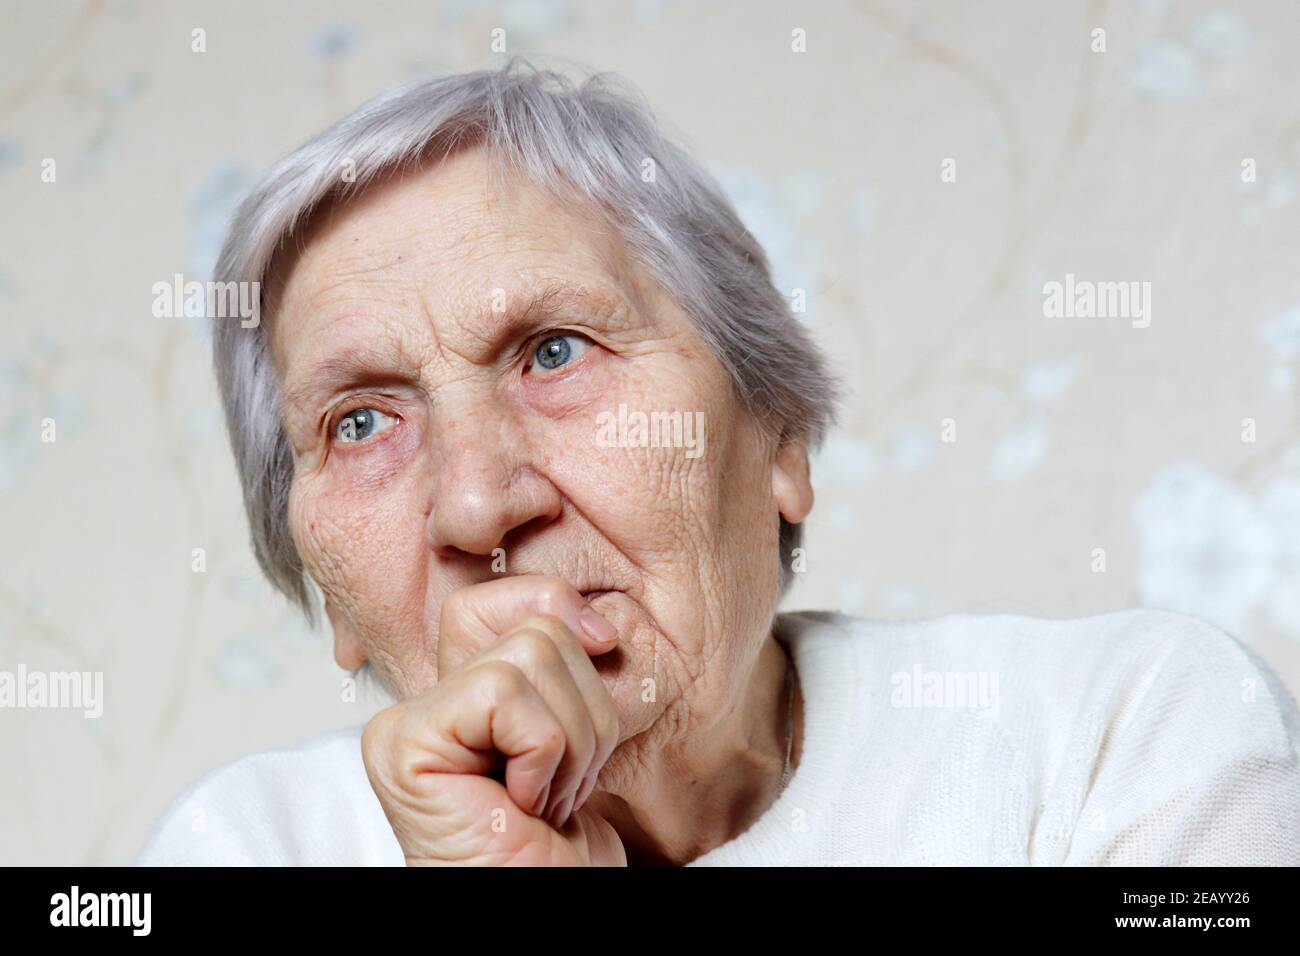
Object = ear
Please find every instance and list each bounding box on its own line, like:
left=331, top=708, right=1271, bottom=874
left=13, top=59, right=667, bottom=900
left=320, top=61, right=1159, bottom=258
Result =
left=771, top=438, right=814, bottom=524
left=325, top=602, right=368, bottom=671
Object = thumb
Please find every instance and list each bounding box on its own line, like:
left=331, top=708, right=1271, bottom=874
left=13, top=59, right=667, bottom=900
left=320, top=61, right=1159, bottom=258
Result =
left=437, top=575, right=620, bottom=675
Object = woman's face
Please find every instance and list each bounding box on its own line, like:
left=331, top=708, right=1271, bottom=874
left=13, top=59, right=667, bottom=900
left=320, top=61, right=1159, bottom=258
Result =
left=269, top=149, right=811, bottom=780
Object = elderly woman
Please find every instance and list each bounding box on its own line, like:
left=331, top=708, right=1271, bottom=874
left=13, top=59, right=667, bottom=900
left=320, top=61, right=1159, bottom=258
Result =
left=140, top=63, right=1300, bottom=867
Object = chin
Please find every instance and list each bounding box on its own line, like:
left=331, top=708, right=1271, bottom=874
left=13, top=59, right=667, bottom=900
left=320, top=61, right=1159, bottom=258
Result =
left=582, top=589, right=672, bottom=744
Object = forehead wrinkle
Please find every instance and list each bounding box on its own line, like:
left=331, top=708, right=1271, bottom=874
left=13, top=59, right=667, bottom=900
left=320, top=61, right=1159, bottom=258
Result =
left=271, top=242, right=423, bottom=371
left=296, top=239, right=420, bottom=317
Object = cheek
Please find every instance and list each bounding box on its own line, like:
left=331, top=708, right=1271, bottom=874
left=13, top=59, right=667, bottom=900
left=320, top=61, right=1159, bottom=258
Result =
left=288, top=462, right=431, bottom=656
left=547, top=365, right=720, bottom=541
left=543, top=357, right=750, bottom=646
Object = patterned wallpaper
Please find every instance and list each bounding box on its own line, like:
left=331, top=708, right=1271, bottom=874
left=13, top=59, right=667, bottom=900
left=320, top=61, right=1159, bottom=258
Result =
left=1, top=0, right=1297, bottom=864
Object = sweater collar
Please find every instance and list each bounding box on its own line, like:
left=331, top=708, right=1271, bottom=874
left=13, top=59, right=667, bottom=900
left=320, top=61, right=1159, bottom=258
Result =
left=688, top=611, right=861, bottom=866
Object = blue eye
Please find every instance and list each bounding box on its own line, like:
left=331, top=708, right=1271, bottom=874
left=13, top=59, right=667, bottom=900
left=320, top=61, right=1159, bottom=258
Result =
left=533, top=334, right=590, bottom=372
left=335, top=407, right=397, bottom=444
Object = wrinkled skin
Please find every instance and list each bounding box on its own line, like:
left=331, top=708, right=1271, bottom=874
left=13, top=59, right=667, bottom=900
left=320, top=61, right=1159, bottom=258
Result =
left=269, top=149, right=813, bottom=865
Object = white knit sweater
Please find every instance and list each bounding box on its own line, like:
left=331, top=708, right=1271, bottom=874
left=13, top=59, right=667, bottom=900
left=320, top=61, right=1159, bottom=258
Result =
left=137, top=609, right=1300, bottom=866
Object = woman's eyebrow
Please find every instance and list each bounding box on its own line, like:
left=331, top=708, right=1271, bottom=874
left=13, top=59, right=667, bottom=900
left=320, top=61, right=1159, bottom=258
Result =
left=483, top=279, right=632, bottom=343
left=280, top=336, right=423, bottom=417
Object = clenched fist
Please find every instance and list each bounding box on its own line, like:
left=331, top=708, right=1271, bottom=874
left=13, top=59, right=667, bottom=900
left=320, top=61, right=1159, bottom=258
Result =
left=361, top=577, right=626, bottom=865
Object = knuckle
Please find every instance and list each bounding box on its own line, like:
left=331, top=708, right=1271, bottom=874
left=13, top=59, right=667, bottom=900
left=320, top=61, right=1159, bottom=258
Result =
left=362, top=704, right=398, bottom=752
left=533, top=577, right=573, bottom=616
left=502, top=626, right=561, bottom=671
left=516, top=613, right=572, bottom=643
left=361, top=706, right=405, bottom=786
left=474, top=659, right=529, bottom=702
left=575, top=721, right=597, bottom=764
left=537, top=719, right=566, bottom=755
left=594, top=705, right=620, bottom=751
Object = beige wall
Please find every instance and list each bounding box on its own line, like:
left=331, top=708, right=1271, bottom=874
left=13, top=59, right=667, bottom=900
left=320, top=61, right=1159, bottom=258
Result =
left=1, top=0, right=1297, bottom=864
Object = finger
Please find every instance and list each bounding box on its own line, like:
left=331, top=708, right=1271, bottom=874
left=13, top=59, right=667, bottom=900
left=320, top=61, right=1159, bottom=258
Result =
left=561, top=808, right=627, bottom=867
left=438, top=576, right=619, bottom=676
left=429, top=660, right=569, bottom=817
left=475, top=623, right=598, bottom=827
left=497, top=615, right=620, bottom=824
left=587, top=812, right=627, bottom=867
left=505, top=615, right=621, bottom=824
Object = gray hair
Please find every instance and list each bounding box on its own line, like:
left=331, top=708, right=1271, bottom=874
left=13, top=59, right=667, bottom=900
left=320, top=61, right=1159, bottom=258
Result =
left=212, top=60, right=837, bottom=619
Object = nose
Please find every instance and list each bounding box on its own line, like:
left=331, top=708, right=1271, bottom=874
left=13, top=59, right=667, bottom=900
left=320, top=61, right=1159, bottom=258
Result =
left=424, top=402, right=563, bottom=559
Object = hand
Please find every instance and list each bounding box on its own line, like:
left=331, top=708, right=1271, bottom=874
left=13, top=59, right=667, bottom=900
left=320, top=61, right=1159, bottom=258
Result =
left=361, top=577, right=626, bottom=865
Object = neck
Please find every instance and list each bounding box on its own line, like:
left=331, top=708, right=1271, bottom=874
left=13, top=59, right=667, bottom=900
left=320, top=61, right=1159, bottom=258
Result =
left=590, top=634, right=801, bottom=866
